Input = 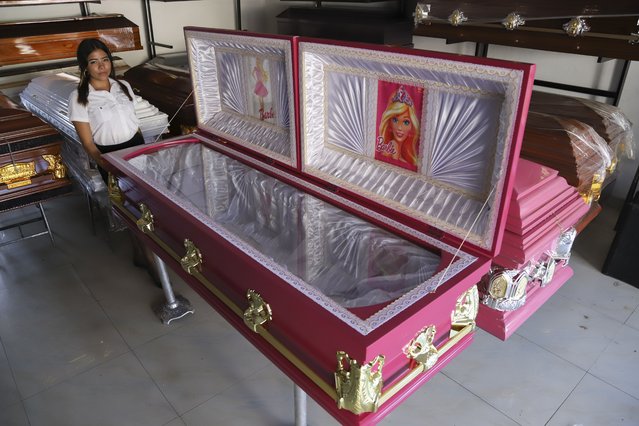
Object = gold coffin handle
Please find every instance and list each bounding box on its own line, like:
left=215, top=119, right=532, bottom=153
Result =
left=180, top=239, right=203, bottom=275
left=107, top=173, right=123, bottom=205
left=404, top=325, right=439, bottom=370
left=136, top=203, right=155, bottom=234
left=243, top=289, right=273, bottom=333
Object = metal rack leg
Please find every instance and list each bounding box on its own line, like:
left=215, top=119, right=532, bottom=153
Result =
left=294, top=384, right=307, bottom=426
left=37, top=202, right=55, bottom=247
left=152, top=253, right=194, bottom=324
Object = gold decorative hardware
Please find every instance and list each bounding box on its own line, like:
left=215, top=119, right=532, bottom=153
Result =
left=335, top=351, right=384, bottom=415
left=448, top=9, right=467, bottom=27
left=243, top=289, right=273, bottom=332
left=563, top=17, right=590, bottom=37
left=107, top=174, right=123, bottom=205
left=589, top=172, right=604, bottom=203
left=631, top=33, right=639, bottom=45
left=414, top=2, right=430, bottom=27
left=405, top=325, right=439, bottom=370
left=0, top=161, right=36, bottom=188
left=607, top=155, right=618, bottom=175
left=42, top=154, right=67, bottom=179
left=502, top=13, right=525, bottom=31
left=450, top=285, right=478, bottom=338
left=136, top=203, right=155, bottom=234
left=180, top=238, right=202, bottom=275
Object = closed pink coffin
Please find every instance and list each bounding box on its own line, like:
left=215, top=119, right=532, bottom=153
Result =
left=104, top=28, right=534, bottom=425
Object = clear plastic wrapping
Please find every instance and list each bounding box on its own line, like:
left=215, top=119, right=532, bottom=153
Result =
left=530, top=91, right=635, bottom=161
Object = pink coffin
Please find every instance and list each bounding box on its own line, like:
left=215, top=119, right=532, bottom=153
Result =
left=478, top=159, right=589, bottom=340
left=103, top=28, right=534, bottom=425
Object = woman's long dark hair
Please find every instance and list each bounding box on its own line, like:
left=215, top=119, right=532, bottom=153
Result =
left=76, top=38, right=133, bottom=106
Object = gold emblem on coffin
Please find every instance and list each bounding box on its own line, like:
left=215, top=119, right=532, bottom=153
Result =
left=502, top=13, right=525, bottom=31
left=136, top=203, right=155, bottom=233
left=448, top=9, right=468, bottom=27
left=0, top=161, right=36, bottom=189
left=450, top=285, right=479, bottom=338
left=107, top=174, right=123, bottom=205
left=335, top=351, right=385, bottom=415
left=180, top=238, right=202, bottom=275
left=405, top=325, right=439, bottom=370
left=243, top=289, right=272, bottom=332
left=42, top=154, right=67, bottom=179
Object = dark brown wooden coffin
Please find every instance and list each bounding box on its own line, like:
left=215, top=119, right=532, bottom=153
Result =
left=122, top=63, right=196, bottom=136
left=0, top=14, right=142, bottom=66
left=0, top=107, right=72, bottom=210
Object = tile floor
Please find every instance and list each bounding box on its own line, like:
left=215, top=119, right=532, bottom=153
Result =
left=0, top=190, right=637, bottom=426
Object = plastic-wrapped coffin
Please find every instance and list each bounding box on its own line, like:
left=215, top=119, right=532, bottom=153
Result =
left=19, top=73, right=169, bottom=194
left=0, top=104, right=72, bottom=211
left=476, top=159, right=590, bottom=340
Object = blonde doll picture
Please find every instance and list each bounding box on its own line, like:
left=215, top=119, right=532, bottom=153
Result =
left=250, top=56, right=274, bottom=122
left=375, top=82, right=423, bottom=172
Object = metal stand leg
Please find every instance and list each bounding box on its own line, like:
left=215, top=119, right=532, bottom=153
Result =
left=37, top=202, right=55, bottom=247
left=294, top=384, right=307, bottom=426
left=152, top=253, right=194, bottom=324
left=86, top=192, right=96, bottom=235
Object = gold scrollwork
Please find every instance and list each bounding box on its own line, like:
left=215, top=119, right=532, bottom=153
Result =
left=405, top=325, right=439, bottom=370
left=42, top=154, right=67, bottom=179
left=136, top=203, right=155, bottom=234
left=450, top=285, right=479, bottom=338
left=243, top=289, right=273, bottom=332
left=107, top=174, right=123, bottom=205
left=335, top=351, right=385, bottom=415
left=180, top=239, right=202, bottom=275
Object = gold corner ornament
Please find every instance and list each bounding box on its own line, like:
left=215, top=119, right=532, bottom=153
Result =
left=563, top=17, right=590, bottom=37
left=413, top=2, right=430, bottom=27
left=335, top=351, right=385, bottom=415
left=107, top=174, right=123, bottom=205
left=502, top=13, right=525, bottom=31
left=180, top=238, right=202, bottom=275
left=136, top=203, right=155, bottom=234
left=448, top=9, right=467, bottom=27
left=42, top=154, right=67, bottom=179
left=450, top=285, right=479, bottom=338
left=243, top=289, right=272, bottom=332
left=405, top=325, right=439, bottom=370
left=0, top=161, right=36, bottom=188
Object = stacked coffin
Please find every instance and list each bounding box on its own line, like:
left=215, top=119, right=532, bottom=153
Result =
left=476, top=159, right=590, bottom=340
left=20, top=73, right=169, bottom=195
left=520, top=111, right=613, bottom=205
left=0, top=99, right=72, bottom=211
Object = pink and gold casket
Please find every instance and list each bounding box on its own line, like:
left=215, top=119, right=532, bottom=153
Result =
left=476, top=159, right=590, bottom=340
left=103, top=28, right=534, bottom=425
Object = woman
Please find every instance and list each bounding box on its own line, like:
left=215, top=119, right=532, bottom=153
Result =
left=68, top=38, right=144, bottom=182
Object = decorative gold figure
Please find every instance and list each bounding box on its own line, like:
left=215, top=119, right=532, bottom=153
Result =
left=448, top=10, right=468, bottom=27
left=180, top=238, right=203, bottom=275
left=335, top=351, right=385, bottom=415
left=42, top=154, right=67, bottom=179
left=563, top=17, right=590, bottom=37
left=107, top=174, right=123, bottom=205
left=405, top=325, right=439, bottom=370
left=243, top=290, right=272, bottom=332
left=450, top=285, right=479, bottom=338
left=0, top=161, right=35, bottom=188
left=136, top=203, right=155, bottom=234
left=502, top=13, right=525, bottom=31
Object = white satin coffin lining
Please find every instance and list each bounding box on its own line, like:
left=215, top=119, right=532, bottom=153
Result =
left=300, top=44, right=523, bottom=250
left=186, top=31, right=296, bottom=166
left=128, top=143, right=446, bottom=311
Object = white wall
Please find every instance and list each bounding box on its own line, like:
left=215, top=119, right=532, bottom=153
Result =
left=2, top=2, right=637, bottom=199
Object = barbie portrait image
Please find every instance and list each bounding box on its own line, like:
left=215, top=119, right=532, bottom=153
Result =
left=375, top=82, right=424, bottom=172
left=249, top=56, right=275, bottom=122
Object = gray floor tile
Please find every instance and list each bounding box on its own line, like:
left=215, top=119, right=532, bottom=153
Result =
left=164, top=417, right=187, bottom=426
left=547, top=373, right=639, bottom=426
left=0, top=402, right=29, bottom=426
left=589, top=324, right=639, bottom=400
left=442, top=330, right=586, bottom=426
left=24, top=352, right=176, bottom=426
left=135, top=318, right=270, bottom=415
left=516, top=293, right=624, bottom=370
left=0, top=339, right=20, bottom=409
left=626, top=306, right=639, bottom=331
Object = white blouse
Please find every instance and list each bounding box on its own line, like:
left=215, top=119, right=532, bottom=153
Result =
left=68, top=78, right=139, bottom=146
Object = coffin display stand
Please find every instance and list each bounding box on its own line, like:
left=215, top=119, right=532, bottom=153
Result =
left=476, top=159, right=589, bottom=340
left=104, top=28, right=534, bottom=424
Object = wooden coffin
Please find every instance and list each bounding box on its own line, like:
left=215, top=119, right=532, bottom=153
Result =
left=476, top=159, right=588, bottom=340
left=103, top=28, right=534, bottom=425
left=0, top=14, right=142, bottom=66
left=521, top=111, right=612, bottom=203
left=122, top=63, right=196, bottom=136
left=0, top=107, right=72, bottom=211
